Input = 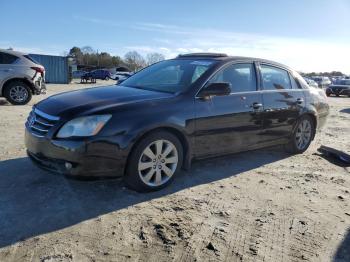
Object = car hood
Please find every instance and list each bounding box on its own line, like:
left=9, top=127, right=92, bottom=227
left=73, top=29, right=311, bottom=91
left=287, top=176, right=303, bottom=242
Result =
left=36, top=85, right=173, bottom=117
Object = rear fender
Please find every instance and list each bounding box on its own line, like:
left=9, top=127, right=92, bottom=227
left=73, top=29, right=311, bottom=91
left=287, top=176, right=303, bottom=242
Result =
left=0, top=76, right=36, bottom=96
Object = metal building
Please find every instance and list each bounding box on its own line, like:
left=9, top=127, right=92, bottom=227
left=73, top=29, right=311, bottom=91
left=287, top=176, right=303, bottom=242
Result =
left=29, top=54, right=69, bottom=84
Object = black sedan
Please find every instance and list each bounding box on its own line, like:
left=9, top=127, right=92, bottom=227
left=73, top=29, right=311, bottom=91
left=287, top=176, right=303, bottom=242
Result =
left=25, top=53, right=329, bottom=192
left=326, top=79, right=350, bottom=97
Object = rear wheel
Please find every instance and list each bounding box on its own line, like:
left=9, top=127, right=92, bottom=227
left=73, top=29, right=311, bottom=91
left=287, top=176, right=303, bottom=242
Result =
left=124, top=131, right=183, bottom=192
left=285, top=115, right=315, bottom=154
left=4, top=81, right=32, bottom=105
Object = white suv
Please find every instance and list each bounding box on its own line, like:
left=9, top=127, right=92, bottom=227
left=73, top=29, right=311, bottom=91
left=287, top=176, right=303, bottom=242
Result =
left=0, top=49, right=46, bottom=105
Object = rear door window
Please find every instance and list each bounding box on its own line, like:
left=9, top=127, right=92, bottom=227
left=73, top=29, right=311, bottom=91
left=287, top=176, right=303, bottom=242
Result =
left=260, top=65, right=292, bottom=90
left=0, top=52, right=19, bottom=64
left=208, top=63, right=257, bottom=93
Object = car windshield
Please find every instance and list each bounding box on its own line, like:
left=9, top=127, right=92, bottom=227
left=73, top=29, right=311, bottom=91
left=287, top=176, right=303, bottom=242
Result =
left=120, top=59, right=215, bottom=93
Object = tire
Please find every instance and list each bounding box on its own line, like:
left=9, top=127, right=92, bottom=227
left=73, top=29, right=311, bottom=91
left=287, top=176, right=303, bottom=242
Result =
left=124, top=131, right=183, bottom=192
left=285, top=115, right=315, bottom=154
left=4, top=80, right=32, bottom=105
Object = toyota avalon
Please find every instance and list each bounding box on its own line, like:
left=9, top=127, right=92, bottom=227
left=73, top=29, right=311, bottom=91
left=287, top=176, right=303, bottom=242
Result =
left=25, top=53, right=329, bottom=192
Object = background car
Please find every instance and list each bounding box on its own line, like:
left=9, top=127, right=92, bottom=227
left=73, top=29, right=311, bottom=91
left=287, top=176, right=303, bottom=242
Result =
left=111, top=72, right=133, bottom=82
left=303, top=77, right=319, bottom=88
left=83, top=69, right=111, bottom=80
left=72, top=70, right=87, bottom=79
left=326, top=79, right=350, bottom=97
left=330, top=76, right=343, bottom=83
left=0, top=49, right=45, bottom=105
left=311, top=76, right=332, bottom=88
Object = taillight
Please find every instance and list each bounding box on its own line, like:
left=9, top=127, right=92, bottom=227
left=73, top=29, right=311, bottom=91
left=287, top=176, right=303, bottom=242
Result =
left=31, top=67, right=45, bottom=73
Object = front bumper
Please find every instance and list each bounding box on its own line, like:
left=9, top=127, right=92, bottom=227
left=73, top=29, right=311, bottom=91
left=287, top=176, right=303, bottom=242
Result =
left=25, top=128, right=128, bottom=177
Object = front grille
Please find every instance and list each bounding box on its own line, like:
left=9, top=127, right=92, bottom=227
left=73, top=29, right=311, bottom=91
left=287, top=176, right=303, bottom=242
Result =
left=26, top=108, right=59, bottom=137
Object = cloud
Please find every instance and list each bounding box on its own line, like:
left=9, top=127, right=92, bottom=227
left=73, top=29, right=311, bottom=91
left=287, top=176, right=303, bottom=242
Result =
left=125, top=46, right=157, bottom=53
left=0, top=44, right=64, bottom=56
left=125, top=22, right=350, bottom=73
left=73, top=15, right=125, bottom=28
left=7, top=17, right=348, bottom=73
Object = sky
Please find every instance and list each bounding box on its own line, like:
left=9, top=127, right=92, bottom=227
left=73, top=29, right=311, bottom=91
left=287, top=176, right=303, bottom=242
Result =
left=1, top=0, right=350, bottom=73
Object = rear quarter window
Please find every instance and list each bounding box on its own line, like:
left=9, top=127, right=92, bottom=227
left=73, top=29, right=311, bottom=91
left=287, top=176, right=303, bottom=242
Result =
left=24, top=55, right=39, bottom=64
left=293, top=72, right=309, bottom=89
left=289, top=73, right=301, bottom=89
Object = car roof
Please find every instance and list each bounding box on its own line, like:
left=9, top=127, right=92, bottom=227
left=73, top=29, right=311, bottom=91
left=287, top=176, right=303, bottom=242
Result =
left=0, top=48, right=26, bottom=56
left=175, top=53, right=292, bottom=71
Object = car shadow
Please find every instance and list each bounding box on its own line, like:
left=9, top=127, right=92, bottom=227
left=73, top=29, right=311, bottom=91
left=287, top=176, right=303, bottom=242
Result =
left=0, top=147, right=288, bottom=248
left=0, top=99, right=9, bottom=106
left=333, top=228, right=350, bottom=262
left=340, top=108, right=350, bottom=114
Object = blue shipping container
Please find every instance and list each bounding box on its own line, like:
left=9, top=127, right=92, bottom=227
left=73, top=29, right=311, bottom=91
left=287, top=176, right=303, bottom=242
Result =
left=29, top=54, right=69, bottom=84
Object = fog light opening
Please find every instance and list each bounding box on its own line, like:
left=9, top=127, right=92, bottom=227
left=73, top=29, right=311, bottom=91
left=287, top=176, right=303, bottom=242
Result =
left=65, top=162, right=73, bottom=170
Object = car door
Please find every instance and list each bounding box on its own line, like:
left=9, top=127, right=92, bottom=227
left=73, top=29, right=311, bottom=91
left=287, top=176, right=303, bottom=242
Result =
left=194, top=62, right=264, bottom=157
left=258, top=63, right=306, bottom=143
left=95, top=70, right=101, bottom=78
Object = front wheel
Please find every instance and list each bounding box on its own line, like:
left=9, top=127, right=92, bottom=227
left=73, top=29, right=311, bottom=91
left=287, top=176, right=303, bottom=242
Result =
left=285, top=115, right=315, bottom=154
left=124, top=131, right=183, bottom=192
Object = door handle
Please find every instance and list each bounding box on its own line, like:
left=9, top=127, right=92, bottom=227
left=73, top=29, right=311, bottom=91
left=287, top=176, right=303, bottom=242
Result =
left=296, top=98, right=304, bottom=104
left=252, top=102, right=263, bottom=109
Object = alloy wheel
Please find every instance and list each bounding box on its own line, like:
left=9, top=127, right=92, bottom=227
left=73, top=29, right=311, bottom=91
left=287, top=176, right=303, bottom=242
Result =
left=138, top=139, right=178, bottom=187
left=9, top=86, right=28, bottom=103
left=295, top=119, right=312, bottom=150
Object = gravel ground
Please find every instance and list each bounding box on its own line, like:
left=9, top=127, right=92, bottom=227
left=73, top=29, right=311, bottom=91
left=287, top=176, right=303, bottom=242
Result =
left=0, top=81, right=349, bottom=262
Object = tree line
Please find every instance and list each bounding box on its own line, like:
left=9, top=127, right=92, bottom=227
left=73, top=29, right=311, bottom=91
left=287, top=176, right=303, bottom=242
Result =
left=67, top=47, right=348, bottom=77
left=68, top=46, right=165, bottom=71
left=301, top=71, right=345, bottom=78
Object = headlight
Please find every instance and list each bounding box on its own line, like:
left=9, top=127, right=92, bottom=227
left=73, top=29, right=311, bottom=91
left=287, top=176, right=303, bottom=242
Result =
left=56, top=115, right=112, bottom=138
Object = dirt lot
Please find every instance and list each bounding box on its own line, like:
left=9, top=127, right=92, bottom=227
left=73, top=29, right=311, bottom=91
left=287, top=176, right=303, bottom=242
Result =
left=0, top=81, right=349, bottom=262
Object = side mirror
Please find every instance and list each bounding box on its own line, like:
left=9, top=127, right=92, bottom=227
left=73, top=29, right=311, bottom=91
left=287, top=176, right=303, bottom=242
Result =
left=198, top=82, right=231, bottom=99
